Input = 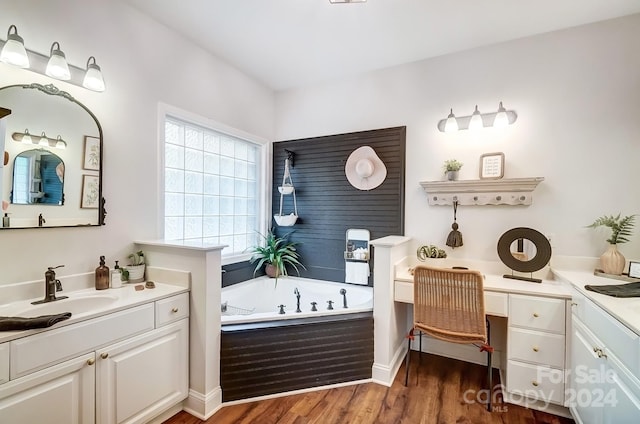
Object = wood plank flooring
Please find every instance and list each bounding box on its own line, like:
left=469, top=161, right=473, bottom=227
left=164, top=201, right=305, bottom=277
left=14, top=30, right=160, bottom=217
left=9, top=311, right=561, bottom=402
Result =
left=163, top=352, right=575, bottom=424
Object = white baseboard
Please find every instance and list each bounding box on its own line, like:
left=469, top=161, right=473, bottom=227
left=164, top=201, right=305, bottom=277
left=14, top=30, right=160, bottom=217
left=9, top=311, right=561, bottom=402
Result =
left=372, top=339, right=408, bottom=386
left=183, top=387, right=222, bottom=420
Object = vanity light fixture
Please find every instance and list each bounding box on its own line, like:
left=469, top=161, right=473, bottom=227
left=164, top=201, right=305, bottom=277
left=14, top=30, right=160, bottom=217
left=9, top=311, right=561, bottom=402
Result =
left=437, top=102, right=517, bottom=132
left=0, top=25, right=29, bottom=68
left=12, top=130, right=67, bottom=149
left=45, top=42, right=71, bottom=80
left=0, top=25, right=106, bottom=92
left=82, top=56, right=105, bottom=92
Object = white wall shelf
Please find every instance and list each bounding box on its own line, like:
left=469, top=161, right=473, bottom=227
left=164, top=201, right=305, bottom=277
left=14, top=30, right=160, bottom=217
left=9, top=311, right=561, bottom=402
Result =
left=419, top=177, right=544, bottom=206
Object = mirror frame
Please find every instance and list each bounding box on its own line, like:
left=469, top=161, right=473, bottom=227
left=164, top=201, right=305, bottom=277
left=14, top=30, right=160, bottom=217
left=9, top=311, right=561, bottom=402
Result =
left=1, top=83, right=105, bottom=227
left=497, top=227, right=551, bottom=279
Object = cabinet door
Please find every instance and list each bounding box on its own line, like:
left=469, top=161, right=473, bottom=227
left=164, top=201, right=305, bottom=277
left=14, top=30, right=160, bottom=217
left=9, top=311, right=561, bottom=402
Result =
left=96, top=319, right=188, bottom=424
left=570, top=322, right=604, bottom=424
left=0, top=352, right=95, bottom=424
left=603, top=353, right=640, bottom=424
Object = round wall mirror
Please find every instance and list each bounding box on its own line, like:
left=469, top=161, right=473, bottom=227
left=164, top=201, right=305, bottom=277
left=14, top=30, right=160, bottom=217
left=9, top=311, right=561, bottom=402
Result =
left=497, top=227, right=551, bottom=282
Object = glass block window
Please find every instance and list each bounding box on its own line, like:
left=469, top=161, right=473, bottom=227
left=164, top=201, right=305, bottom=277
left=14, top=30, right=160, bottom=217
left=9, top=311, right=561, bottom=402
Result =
left=163, top=117, right=261, bottom=256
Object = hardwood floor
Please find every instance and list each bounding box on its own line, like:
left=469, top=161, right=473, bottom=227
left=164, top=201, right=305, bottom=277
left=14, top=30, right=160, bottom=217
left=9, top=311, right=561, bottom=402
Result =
left=163, top=352, right=575, bottom=424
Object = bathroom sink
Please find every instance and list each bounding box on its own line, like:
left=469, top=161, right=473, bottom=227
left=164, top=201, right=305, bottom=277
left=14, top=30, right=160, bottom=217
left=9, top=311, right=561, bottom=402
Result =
left=15, top=294, right=119, bottom=317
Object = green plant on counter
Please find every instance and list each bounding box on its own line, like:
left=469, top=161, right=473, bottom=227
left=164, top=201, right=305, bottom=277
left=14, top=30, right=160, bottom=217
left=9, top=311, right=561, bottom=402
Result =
left=128, top=250, right=145, bottom=265
left=443, top=159, right=463, bottom=173
left=417, top=245, right=447, bottom=261
left=587, top=214, right=636, bottom=245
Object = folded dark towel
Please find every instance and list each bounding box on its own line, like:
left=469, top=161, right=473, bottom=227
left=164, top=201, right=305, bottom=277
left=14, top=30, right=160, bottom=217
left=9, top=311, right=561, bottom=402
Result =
left=585, top=282, right=640, bottom=298
left=0, top=312, right=72, bottom=331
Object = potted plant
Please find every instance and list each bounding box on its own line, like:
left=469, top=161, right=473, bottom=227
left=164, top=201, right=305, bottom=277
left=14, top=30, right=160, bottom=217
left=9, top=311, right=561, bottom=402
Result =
left=417, top=245, right=447, bottom=261
left=443, top=159, right=463, bottom=181
left=124, top=250, right=146, bottom=283
left=248, top=230, right=305, bottom=283
left=587, top=213, right=636, bottom=275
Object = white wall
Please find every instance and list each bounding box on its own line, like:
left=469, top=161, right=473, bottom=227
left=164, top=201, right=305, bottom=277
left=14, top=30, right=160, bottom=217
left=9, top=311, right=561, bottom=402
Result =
left=0, top=0, right=275, bottom=284
left=275, top=14, right=640, bottom=263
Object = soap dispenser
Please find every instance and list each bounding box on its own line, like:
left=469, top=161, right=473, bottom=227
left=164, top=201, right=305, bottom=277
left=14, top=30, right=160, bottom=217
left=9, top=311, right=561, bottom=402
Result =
left=95, top=256, right=110, bottom=290
left=111, top=260, right=122, bottom=289
left=2, top=213, right=9, bottom=228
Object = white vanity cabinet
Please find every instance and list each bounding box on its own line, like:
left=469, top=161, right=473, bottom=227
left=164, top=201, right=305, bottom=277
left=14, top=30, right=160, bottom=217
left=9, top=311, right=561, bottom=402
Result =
left=0, top=291, right=189, bottom=424
left=0, top=343, right=8, bottom=384
left=506, top=294, right=568, bottom=406
left=570, top=288, right=640, bottom=424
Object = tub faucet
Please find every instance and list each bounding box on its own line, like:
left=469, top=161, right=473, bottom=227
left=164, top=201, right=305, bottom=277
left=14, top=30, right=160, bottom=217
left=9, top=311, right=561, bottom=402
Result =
left=311, top=302, right=318, bottom=311
left=38, top=213, right=45, bottom=227
left=327, top=300, right=334, bottom=310
left=294, top=288, right=301, bottom=313
left=340, top=288, right=348, bottom=308
left=278, top=304, right=286, bottom=314
left=32, top=265, right=68, bottom=305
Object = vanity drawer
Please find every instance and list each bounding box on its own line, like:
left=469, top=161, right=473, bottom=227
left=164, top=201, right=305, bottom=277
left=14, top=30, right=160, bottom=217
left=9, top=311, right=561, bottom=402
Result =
left=394, top=280, right=413, bottom=303
left=508, top=327, right=565, bottom=368
left=485, top=291, right=508, bottom=317
left=506, top=360, right=564, bottom=405
left=509, top=294, right=565, bottom=334
left=10, top=303, right=154, bottom=379
left=155, top=293, right=189, bottom=327
left=0, top=343, right=8, bottom=385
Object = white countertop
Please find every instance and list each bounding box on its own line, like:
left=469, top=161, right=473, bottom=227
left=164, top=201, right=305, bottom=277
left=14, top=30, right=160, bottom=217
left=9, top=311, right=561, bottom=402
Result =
left=0, top=283, right=189, bottom=343
left=553, top=269, right=640, bottom=336
left=395, top=266, right=572, bottom=299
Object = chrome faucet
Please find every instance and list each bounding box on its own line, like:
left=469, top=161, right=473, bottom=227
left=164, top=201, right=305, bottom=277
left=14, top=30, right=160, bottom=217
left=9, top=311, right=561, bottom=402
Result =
left=32, top=265, right=68, bottom=305
left=38, top=213, right=45, bottom=227
left=294, top=288, right=301, bottom=313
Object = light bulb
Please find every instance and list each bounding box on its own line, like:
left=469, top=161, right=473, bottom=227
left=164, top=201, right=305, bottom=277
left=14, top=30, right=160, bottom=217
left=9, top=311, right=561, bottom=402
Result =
left=45, top=42, right=71, bottom=80
left=21, top=129, right=32, bottom=144
left=493, top=101, right=509, bottom=128
left=0, top=25, right=29, bottom=68
left=55, top=136, right=66, bottom=149
left=39, top=132, right=49, bottom=147
left=468, top=105, right=483, bottom=130
left=82, top=56, right=105, bottom=92
left=444, top=109, right=458, bottom=133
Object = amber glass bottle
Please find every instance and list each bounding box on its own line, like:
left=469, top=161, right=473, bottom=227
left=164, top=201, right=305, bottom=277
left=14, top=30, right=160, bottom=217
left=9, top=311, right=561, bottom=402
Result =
left=95, top=255, right=110, bottom=290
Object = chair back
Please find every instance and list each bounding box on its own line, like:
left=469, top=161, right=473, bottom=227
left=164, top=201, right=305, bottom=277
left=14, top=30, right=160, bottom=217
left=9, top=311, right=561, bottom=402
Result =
left=413, top=265, right=486, bottom=344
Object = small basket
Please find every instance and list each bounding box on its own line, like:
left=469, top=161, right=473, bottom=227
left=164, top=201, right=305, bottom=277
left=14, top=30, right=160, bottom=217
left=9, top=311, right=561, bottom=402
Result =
left=274, top=213, right=298, bottom=226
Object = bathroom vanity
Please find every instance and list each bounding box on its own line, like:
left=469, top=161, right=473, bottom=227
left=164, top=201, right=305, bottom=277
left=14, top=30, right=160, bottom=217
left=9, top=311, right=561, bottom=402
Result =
left=0, top=283, right=189, bottom=424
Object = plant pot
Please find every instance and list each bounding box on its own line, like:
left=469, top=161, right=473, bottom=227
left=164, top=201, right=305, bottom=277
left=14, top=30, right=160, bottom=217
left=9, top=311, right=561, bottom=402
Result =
left=126, top=264, right=146, bottom=283
left=265, top=264, right=280, bottom=278
left=446, top=171, right=459, bottom=181
left=600, top=244, right=625, bottom=275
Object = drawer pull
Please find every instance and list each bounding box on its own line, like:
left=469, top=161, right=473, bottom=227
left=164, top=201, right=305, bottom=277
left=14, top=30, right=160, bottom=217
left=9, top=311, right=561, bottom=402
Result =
left=531, top=381, right=539, bottom=387
left=87, top=358, right=95, bottom=366
left=101, top=353, right=109, bottom=359
left=533, top=313, right=539, bottom=318
left=172, top=307, right=179, bottom=313
left=532, top=347, right=539, bottom=352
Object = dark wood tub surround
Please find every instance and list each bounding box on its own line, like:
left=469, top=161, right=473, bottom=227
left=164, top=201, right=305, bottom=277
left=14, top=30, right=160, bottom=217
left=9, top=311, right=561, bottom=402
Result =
left=220, top=313, right=374, bottom=402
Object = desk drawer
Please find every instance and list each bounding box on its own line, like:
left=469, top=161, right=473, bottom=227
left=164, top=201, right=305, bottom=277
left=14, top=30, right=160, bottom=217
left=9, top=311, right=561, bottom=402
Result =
left=508, top=327, right=565, bottom=368
left=394, top=280, right=413, bottom=303
left=485, top=292, right=508, bottom=317
left=506, top=360, right=564, bottom=405
left=509, top=295, right=565, bottom=334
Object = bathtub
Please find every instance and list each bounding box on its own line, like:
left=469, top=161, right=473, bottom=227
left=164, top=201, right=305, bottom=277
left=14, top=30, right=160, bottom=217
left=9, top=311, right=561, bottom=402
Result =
left=220, top=276, right=373, bottom=324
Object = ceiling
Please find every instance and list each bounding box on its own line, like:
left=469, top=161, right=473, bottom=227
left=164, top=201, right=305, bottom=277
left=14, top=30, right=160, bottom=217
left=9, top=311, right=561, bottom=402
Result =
left=124, top=0, right=640, bottom=91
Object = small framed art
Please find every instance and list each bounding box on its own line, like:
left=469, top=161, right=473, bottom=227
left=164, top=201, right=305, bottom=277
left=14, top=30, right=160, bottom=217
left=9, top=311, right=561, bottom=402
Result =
left=629, top=261, right=640, bottom=279
left=83, top=135, right=100, bottom=171
left=479, top=152, right=505, bottom=179
left=81, top=175, right=100, bottom=209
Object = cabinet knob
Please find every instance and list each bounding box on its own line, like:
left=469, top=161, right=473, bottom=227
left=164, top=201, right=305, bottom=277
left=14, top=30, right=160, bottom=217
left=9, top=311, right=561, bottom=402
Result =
left=532, top=347, right=539, bottom=352
left=531, top=381, right=539, bottom=387
left=172, top=307, right=179, bottom=313
left=101, top=352, right=109, bottom=359
left=533, top=313, right=539, bottom=318
left=87, top=358, right=95, bottom=366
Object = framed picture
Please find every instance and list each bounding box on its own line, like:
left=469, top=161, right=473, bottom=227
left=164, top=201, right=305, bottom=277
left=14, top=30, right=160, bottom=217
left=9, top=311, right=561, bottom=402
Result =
left=479, top=152, right=505, bottom=179
left=629, top=261, right=640, bottom=279
left=83, top=136, right=100, bottom=171
left=81, top=175, right=100, bottom=209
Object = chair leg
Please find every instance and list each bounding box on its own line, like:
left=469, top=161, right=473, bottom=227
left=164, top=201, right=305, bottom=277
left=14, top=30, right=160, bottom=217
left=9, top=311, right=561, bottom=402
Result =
left=418, top=330, right=422, bottom=365
left=404, top=328, right=413, bottom=386
left=486, top=318, right=492, bottom=412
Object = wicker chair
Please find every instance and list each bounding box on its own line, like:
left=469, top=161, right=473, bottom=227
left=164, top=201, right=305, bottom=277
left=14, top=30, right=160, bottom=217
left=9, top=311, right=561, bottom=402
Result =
left=404, top=265, right=494, bottom=411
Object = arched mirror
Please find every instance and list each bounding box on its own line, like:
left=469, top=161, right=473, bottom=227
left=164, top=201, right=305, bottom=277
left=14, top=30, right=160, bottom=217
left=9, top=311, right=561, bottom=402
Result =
left=497, top=227, right=551, bottom=283
left=0, top=83, right=104, bottom=228
left=12, top=149, right=64, bottom=205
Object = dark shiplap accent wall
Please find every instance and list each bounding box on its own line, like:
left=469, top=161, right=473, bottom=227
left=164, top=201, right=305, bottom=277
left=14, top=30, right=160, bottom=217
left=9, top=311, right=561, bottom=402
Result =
left=272, top=127, right=406, bottom=283
left=220, top=313, right=374, bottom=401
